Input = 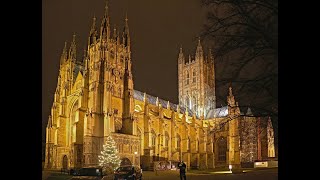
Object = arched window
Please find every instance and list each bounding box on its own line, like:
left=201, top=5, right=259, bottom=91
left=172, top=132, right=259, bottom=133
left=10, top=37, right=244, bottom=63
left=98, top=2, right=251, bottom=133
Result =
left=151, top=130, right=156, bottom=147
left=185, top=96, right=190, bottom=109
left=72, top=125, right=76, bottom=143
left=70, top=101, right=78, bottom=144
left=192, top=96, right=197, bottom=112
left=62, top=155, right=68, bottom=170
left=176, top=134, right=181, bottom=149
left=196, top=138, right=199, bottom=151
left=218, top=137, right=227, bottom=162
left=165, top=132, right=169, bottom=147
left=193, top=69, right=196, bottom=83
left=54, top=129, right=58, bottom=145
left=186, top=71, right=190, bottom=85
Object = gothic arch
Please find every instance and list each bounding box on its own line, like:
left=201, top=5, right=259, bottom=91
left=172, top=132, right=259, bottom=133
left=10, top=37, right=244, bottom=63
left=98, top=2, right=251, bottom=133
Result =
left=176, top=134, right=181, bottom=149
left=187, top=137, right=190, bottom=151
left=192, top=96, right=197, bottom=112
left=62, top=155, right=68, bottom=170
left=64, top=97, right=80, bottom=148
left=69, top=100, right=79, bottom=144
left=217, top=137, right=227, bottom=162
left=151, top=130, right=156, bottom=147
left=135, top=105, right=142, bottom=112
left=196, top=138, right=199, bottom=151
left=164, top=131, right=169, bottom=147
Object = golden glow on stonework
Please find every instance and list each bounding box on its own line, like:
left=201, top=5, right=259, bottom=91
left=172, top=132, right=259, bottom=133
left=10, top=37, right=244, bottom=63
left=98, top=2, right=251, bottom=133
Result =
left=44, top=1, right=276, bottom=171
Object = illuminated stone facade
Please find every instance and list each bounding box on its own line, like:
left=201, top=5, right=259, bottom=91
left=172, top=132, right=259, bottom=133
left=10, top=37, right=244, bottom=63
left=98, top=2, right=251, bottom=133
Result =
left=44, top=2, right=275, bottom=170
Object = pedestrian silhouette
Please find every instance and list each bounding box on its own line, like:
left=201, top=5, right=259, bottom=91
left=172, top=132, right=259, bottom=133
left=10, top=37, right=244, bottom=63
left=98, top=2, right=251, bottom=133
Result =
left=178, top=161, right=187, bottom=180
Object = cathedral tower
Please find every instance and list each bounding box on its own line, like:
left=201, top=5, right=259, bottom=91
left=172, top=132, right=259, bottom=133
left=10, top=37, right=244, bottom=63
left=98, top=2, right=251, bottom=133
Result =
left=178, top=38, right=216, bottom=119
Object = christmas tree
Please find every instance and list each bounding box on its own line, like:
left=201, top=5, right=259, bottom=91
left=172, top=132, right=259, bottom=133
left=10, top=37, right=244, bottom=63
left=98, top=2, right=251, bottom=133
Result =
left=98, top=135, right=121, bottom=170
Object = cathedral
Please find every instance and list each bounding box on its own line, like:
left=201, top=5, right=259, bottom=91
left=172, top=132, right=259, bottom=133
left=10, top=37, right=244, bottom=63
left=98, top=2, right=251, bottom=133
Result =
left=44, top=2, right=275, bottom=171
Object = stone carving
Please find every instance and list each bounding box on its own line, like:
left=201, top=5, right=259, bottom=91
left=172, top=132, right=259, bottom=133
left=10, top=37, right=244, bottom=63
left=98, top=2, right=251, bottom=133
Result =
left=106, top=81, right=113, bottom=91
left=112, top=68, right=120, bottom=77
left=90, top=83, right=96, bottom=91
left=128, top=89, right=133, bottom=97
left=107, top=108, right=113, bottom=116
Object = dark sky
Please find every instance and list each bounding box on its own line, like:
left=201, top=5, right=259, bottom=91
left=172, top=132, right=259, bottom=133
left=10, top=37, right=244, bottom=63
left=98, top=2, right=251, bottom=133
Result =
left=42, top=0, right=207, bottom=138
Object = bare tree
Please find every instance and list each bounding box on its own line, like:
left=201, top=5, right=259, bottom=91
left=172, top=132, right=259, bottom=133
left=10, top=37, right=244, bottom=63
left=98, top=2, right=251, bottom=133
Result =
left=200, top=0, right=278, bottom=151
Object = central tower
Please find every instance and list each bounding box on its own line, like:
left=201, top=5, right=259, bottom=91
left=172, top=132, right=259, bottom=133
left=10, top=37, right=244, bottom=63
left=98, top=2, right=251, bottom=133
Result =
left=178, top=39, right=216, bottom=119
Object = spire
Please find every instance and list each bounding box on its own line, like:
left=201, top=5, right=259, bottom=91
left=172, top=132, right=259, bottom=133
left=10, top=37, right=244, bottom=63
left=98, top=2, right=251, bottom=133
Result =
left=83, top=46, right=89, bottom=72
left=246, top=107, right=253, bottom=116
left=113, top=24, right=117, bottom=39
left=156, top=97, right=159, bottom=106
left=123, top=12, right=130, bottom=48
left=227, top=84, right=236, bottom=107
left=90, top=15, right=96, bottom=34
left=69, top=33, right=77, bottom=60
left=100, top=0, right=110, bottom=40
left=89, top=15, right=97, bottom=43
left=104, top=0, right=109, bottom=17
left=63, top=41, right=67, bottom=54
left=188, top=54, right=191, bottom=63
left=60, top=41, right=68, bottom=64
left=143, top=92, right=147, bottom=103
left=83, top=47, right=87, bottom=62
left=178, top=45, right=184, bottom=63
left=208, top=48, right=213, bottom=61
left=229, top=85, right=233, bottom=97
left=196, top=37, right=203, bottom=57
left=47, top=115, right=52, bottom=128
left=167, top=101, right=170, bottom=109
left=125, top=12, right=129, bottom=28
left=117, top=31, right=120, bottom=45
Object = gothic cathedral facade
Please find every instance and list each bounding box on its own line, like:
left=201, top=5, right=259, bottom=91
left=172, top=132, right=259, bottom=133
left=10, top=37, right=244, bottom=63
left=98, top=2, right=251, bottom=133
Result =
left=44, top=2, right=275, bottom=170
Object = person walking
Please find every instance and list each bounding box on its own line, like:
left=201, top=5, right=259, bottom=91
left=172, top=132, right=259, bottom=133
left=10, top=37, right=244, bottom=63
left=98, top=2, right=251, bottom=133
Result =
left=178, top=161, right=187, bottom=180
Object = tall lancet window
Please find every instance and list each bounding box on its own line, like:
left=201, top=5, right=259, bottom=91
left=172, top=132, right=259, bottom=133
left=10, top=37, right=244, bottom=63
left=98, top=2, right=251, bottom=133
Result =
left=192, top=96, right=197, bottom=112
left=176, top=134, right=181, bottom=150
left=193, top=69, right=196, bottom=83
left=165, top=132, right=169, bottom=147
left=187, top=137, right=190, bottom=151
left=196, top=138, right=199, bottom=152
left=186, top=71, right=189, bottom=85
left=70, top=101, right=78, bottom=143
left=218, top=137, right=227, bottom=162
left=151, top=130, right=156, bottom=147
left=54, top=129, right=58, bottom=145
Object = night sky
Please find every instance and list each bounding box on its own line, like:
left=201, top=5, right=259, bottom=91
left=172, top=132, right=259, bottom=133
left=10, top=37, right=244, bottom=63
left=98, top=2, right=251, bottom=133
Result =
left=42, top=0, right=207, bottom=139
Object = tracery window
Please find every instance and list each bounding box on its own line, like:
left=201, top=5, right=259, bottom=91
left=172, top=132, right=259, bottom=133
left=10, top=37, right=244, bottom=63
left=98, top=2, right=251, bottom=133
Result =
left=218, top=137, right=227, bottom=161
left=165, top=132, right=169, bottom=147
left=151, top=130, right=156, bottom=147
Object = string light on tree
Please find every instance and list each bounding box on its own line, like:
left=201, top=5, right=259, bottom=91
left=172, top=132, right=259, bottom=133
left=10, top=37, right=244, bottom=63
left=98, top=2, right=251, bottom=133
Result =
left=98, top=135, right=121, bottom=170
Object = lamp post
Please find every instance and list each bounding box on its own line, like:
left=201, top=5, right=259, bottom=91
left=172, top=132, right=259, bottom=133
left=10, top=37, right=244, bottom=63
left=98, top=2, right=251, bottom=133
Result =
left=229, top=164, right=232, bottom=172
left=134, top=151, right=138, bottom=166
